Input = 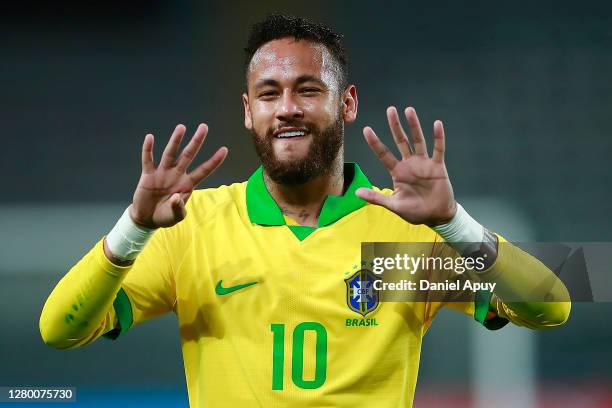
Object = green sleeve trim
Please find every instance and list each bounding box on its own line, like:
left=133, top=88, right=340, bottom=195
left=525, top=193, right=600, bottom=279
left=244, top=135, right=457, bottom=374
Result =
left=102, top=288, right=133, bottom=340
left=474, top=289, right=509, bottom=331
left=483, top=315, right=510, bottom=330
left=474, top=289, right=491, bottom=324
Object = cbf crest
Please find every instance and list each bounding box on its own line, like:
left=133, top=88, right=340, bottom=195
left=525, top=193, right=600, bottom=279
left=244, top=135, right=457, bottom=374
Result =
left=345, top=269, right=379, bottom=316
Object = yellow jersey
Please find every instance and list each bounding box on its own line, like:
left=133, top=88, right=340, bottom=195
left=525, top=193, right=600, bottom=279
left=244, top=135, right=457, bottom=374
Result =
left=41, top=163, right=569, bottom=407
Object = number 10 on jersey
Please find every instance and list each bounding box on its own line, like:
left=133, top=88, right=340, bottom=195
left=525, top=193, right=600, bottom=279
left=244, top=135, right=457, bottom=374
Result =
left=270, top=322, right=328, bottom=390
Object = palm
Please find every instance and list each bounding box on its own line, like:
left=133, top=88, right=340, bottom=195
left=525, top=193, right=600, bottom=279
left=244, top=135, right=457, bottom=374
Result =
left=357, top=107, right=456, bottom=226
left=130, top=124, right=228, bottom=228
left=133, top=169, right=197, bottom=228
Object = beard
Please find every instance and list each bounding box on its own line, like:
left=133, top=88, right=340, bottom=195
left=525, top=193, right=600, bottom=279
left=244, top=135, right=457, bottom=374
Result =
left=250, top=112, right=344, bottom=186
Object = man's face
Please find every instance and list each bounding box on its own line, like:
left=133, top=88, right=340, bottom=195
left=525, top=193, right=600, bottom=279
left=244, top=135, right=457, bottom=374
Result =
left=243, top=38, right=356, bottom=185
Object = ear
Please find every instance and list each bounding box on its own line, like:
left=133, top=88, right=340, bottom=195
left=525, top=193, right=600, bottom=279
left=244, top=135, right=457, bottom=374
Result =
left=341, top=84, right=358, bottom=124
left=242, top=92, right=253, bottom=130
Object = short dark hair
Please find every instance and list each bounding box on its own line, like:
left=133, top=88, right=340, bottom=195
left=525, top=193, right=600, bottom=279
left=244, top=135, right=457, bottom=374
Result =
left=244, top=13, right=349, bottom=91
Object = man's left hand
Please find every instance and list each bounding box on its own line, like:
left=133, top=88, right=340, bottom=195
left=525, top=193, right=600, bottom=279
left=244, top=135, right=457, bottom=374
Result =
left=356, top=106, right=457, bottom=226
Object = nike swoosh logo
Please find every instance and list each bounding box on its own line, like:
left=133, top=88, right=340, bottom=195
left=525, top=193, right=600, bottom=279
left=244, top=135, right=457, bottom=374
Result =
left=215, top=280, right=258, bottom=296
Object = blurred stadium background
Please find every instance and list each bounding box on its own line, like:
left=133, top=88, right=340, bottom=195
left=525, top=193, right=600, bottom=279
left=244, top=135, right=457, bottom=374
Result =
left=1, top=1, right=611, bottom=407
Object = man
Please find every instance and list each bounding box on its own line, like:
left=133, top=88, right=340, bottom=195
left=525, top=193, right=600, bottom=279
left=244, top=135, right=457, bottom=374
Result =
left=40, top=14, right=570, bottom=407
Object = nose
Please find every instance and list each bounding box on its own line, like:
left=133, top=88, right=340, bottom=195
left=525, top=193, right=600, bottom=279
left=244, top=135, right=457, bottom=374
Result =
left=276, top=90, right=304, bottom=121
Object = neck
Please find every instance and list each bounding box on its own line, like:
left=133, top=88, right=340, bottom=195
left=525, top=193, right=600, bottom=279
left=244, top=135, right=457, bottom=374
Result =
left=264, top=154, right=344, bottom=227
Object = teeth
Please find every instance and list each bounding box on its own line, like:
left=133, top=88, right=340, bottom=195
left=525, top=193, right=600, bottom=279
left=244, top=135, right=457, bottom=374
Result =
left=276, top=130, right=306, bottom=138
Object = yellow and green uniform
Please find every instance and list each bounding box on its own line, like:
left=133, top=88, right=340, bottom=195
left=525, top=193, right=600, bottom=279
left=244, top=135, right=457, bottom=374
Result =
left=40, top=163, right=570, bottom=408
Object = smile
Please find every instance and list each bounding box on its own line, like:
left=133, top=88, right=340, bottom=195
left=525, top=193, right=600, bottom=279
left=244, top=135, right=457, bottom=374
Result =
left=275, top=130, right=306, bottom=138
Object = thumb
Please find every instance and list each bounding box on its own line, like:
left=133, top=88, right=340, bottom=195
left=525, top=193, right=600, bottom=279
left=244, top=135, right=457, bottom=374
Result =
left=355, top=187, right=393, bottom=209
left=170, top=192, right=187, bottom=221
left=181, top=191, right=192, bottom=204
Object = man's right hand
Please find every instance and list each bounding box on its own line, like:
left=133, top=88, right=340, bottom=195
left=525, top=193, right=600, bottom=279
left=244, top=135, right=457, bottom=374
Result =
left=130, top=123, right=228, bottom=228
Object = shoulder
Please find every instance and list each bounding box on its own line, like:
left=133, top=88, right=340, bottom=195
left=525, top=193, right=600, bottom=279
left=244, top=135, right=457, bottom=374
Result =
left=158, top=181, right=247, bottom=248
left=149, top=182, right=246, bottom=260
left=186, top=182, right=247, bottom=225
left=189, top=182, right=246, bottom=207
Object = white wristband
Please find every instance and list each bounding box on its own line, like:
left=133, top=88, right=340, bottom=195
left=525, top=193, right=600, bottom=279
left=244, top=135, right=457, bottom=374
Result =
left=105, top=206, right=156, bottom=261
left=432, top=203, right=484, bottom=255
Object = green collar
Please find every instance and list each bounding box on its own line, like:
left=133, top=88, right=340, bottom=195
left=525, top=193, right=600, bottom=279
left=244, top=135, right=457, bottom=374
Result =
left=246, top=163, right=373, bottom=228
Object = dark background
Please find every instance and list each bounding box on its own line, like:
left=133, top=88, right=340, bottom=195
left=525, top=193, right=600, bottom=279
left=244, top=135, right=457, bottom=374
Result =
left=1, top=1, right=611, bottom=407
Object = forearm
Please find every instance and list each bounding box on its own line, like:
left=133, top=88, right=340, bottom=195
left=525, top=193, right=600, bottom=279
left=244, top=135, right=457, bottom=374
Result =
left=39, top=239, right=131, bottom=349
left=477, top=237, right=571, bottom=329
left=433, top=204, right=571, bottom=329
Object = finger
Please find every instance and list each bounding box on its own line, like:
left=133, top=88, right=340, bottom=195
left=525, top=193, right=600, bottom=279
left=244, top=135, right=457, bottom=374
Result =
left=404, top=107, right=428, bottom=156
left=355, top=187, right=393, bottom=209
left=189, top=147, right=229, bottom=186
left=386, top=106, right=412, bottom=159
left=176, top=123, right=208, bottom=173
left=141, top=133, right=155, bottom=173
left=363, top=126, right=398, bottom=172
left=160, top=124, right=187, bottom=168
left=432, top=120, right=445, bottom=163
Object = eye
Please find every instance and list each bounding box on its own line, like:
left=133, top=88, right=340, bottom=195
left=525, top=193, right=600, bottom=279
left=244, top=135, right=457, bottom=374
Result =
left=258, top=90, right=278, bottom=99
left=300, top=88, right=320, bottom=95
